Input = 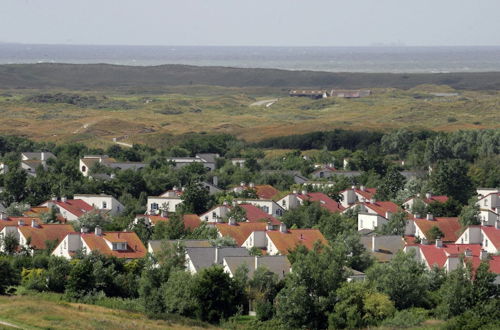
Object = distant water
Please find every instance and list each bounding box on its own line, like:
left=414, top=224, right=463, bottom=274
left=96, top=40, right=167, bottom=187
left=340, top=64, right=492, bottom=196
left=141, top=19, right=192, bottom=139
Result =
left=1, top=44, right=500, bottom=73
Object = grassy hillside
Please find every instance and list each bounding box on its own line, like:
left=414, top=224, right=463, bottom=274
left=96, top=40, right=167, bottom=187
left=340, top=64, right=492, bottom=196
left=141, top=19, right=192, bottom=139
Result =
left=2, top=63, right=500, bottom=90
left=0, top=295, right=211, bottom=330
left=0, top=84, right=498, bottom=147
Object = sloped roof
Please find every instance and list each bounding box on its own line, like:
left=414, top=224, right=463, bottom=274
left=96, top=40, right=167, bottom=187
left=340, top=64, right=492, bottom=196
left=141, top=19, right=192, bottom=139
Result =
left=224, top=255, right=291, bottom=279
left=414, top=217, right=461, bottom=242
left=482, top=226, right=500, bottom=250
left=216, top=222, right=267, bottom=245
left=360, top=235, right=405, bottom=262
left=297, top=192, right=345, bottom=213
left=355, top=188, right=377, bottom=200
left=424, top=195, right=449, bottom=204
left=81, top=231, right=146, bottom=259
left=18, top=224, right=74, bottom=250
left=186, top=247, right=249, bottom=272
left=254, top=185, right=280, bottom=200
left=239, top=204, right=281, bottom=225
left=364, top=201, right=399, bottom=217
left=51, top=199, right=94, bottom=218
left=267, top=229, right=328, bottom=255
left=137, top=214, right=201, bottom=230
left=148, top=239, right=212, bottom=253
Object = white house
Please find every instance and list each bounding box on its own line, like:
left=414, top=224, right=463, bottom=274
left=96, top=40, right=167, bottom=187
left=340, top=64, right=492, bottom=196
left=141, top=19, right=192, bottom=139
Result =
left=79, top=155, right=147, bottom=178
left=277, top=190, right=344, bottom=213
left=223, top=255, right=291, bottom=279
left=456, top=222, right=500, bottom=254
left=354, top=201, right=399, bottom=231
left=0, top=162, right=8, bottom=175
left=19, top=152, right=56, bottom=177
left=234, top=199, right=284, bottom=217
left=166, top=153, right=218, bottom=171
left=147, top=196, right=183, bottom=214
left=403, top=193, right=449, bottom=212
left=73, top=194, right=124, bottom=216
left=40, top=198, right=95, bottom=222
left=479, top=209, right=499, bottom=227
left=200, top=205, right=231, bottom=222
left=477, top=191, right=500, bottom=213
left=340, top=186, right=377, bottom=208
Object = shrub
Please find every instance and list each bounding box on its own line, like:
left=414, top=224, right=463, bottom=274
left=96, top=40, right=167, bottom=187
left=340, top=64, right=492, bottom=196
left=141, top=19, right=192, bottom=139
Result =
left=381, top=308, right=429, bottom=328
left=21, top=268, right=48, bottom=292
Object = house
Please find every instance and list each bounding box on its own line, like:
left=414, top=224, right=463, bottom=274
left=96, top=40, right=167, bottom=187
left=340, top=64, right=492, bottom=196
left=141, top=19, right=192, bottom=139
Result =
left=340, top=186, right=377, bottom=208
left=148, top=239, right=211, bottom=254
left=405, top=215, right=461, bottom=243
left=166, top=153, right=218, bottom=171
left=477, top=191, right=500, bottom=214
left=146, top=193, right=183, bottom=214
left=354, top=201, right=400, bottom=231
left=40, top=197, right=95, bottom=222
left=201, top=204, right=281, bottom=226
left=477, top=188, right=500, bottom=199
left=277, top=190, right=344, bottom=213
left=231, top=183, right=280, bottom=200
left=360, top=235, right=406, bottom=263
left=185, top=246, right=250, bottom=274
left=405, top=241, right=500, bottom=284
left=223, top=255, right=291, bottom=279
left=134, top=213, right=201, bottom=230
left=216, top=222, right=269, bottom=246
left=403, top=193, right=449, bottom=212
left=266, top=224, right=328, bottom=255
left=311, top=166, right=337, bottom=179
left=289, top=89, right=328, bottom=99
left=73, top=194, right=124, bottom=216
left=0, top=218, right=73, bottom=253
left=456, top=222, right=500, bottom=254
left=479, top=209, right=499, bottom=227
left=201, top=181, right=223, bottom=195
left=52, top=227, right=146, bottom=260
left=79, top=155, right=147, bottom=178
left=231, top=158, right=246, bottom=167
left=234, top=199, right=284, bottom=218
left=20, top=152, right=56, bottom=176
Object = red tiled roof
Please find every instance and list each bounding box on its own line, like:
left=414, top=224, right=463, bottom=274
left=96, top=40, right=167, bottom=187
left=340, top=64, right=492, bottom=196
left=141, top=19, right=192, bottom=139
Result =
left=364, top=201, right=399, bottom=217
left=482, top=226, right=500, bottom=250
left=215, top=222, right=267, bottom=245
left=420, top=243, right=482, bottom=268
left=136, top=214, right=201, bottom=230
left=254, top=185, right=280, bottom=200
left=488, top=256, right=500, bottom=274
left=355, top=188, right=377, bottom=200
left=297, top=192, right=345, bottom=213
left=81, top=231, right=146, bottom=259
left=424, top=196, right=449, bottom=204
left=52, top=199, right=94, bottom=217
left=267, top=229, right=328, bottom=255
left=414, top=217, right=461, bottom=242
left=239, top=204, right=281, bottom=225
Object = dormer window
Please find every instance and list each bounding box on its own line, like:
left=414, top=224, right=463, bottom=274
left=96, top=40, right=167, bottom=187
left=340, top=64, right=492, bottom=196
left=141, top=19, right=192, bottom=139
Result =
left=112, top=242, right=127, bottom=251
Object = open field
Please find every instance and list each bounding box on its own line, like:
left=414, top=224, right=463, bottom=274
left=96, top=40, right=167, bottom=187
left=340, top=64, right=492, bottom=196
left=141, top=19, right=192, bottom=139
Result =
left=0, top=82, right=498, bottom=147
left=0, top=295, right=211, bottom=330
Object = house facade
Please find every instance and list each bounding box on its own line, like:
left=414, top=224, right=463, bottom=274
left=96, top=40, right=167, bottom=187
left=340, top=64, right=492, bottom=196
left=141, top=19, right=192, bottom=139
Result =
left=73, top=194, right=124, bottom=216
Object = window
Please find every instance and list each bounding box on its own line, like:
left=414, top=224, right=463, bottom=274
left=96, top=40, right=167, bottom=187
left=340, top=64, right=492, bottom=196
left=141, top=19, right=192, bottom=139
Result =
left=276, top=209, right=283, bottom=216
left=81, top=165, right=87, bottom=172
left=102, top=201, right=107, bottom=209
left=484, top=199, right=488, bottom=206
left=319, top=172, right=324, bottom=178
left=262, top=206, right=269, bottom=213
left=151, top=203, right=159, bottom=210
left=212, top=212, right=217, bottom=218
left=282, top=200, right=286, bottom=206
left=485, top=239, right=488, bottom=247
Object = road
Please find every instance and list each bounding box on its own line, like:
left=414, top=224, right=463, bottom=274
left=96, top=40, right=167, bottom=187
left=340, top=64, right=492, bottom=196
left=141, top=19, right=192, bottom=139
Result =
left=250, top=98, right=278, bottom=107
left=0, top=319, right=21, bottom=329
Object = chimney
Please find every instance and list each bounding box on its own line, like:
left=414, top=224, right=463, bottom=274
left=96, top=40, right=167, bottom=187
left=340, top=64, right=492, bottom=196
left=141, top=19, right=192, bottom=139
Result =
left=214, top=246, right=220, bottom=263
left=18, top=220, right=25, bottom=226
left=213, top=175, right=218, bottom=187
left=51, top=196, right=57, bottom=201
left=249, top=182, right=255, bottom=188
left=81, top=227, right=88, bottom=233
left=360, top=185, right=366, bottom=192
left=279, top=223, right=287, bottom=233
left=229, top=217, right=236, bottom=226
left=425, top=192, right=432, bottom=200
left=371, top=235, right=378, bottom=252
left=426, top=213, right=434, bottom=221
left=31, top=219, right=38, bottom=228
left=172, top=186, right=178, bottom=192
left=41, top=152, right=45, bottom=161
left=480, top=249, right=488, bottom=261
left=61, top=196, right=67, bottom=203
left=255, top=256, right=260, bottom=270
left=435, top=238, right=443, bottom=248
left=370, top=198, right=376, bottom=204
left=223, top=200, right=228, bottom=206
left=266, top=222, right=274, bottom=231
left=110, top=173, right=116, bottom=179
left=301, top=190, right=307, bottom=196
left=361, top=197, right=366, bottom=203
left=240, top=181, right=245, bottom=187
left=292, top=190, right=298, bottom=194
left=95, top=226, right=102, bottom=236
left=414, top=213, right=421, bottom=219
left=421, top=238, right=428, bottom=245
left=496, top=220, right=500, bottom=230
left=351, top=185, right=356, bottom=190
left=385, top=211, right=392, bottom=220
left=464, top=249, right=472, bottom=257
left=181, top=187, right=186, bottom=192
left=0, top=212, right=6, bottom=220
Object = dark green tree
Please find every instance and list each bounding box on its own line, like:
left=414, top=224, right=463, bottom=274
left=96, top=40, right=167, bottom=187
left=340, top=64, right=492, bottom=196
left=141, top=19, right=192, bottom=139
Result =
left=376, top=167, right=406, bottom=200
left=180, top=182, right=211, bottom=215
left=430, top=160, right=474, bottom=204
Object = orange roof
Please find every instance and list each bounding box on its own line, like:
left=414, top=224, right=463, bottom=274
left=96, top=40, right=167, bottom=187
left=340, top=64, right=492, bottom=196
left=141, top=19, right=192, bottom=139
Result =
left=364, top=201, right=399, bottom=217
left=297, top=192, right=345, bottom=213
left=81, top=231, right=146, bottom=259
left=355, top=188, right=377, bottom=200
left=424, top=196, right=449, bottom=204
left=482, top=226, right=500, bottom=250
left=215, top=222, right=267, bottom=245
left=137, top=214, right=201, bottom=230
left=51, top=199, right=94, bottom=217
left=254, top=185, right=280, bottom=200
left=414, top=217, right=461, bottom=242
left=239, top=204, right=281, bottom=225
left=267, top=229, right=328, bottom=255
left=18, top=224, right=74, bottom=250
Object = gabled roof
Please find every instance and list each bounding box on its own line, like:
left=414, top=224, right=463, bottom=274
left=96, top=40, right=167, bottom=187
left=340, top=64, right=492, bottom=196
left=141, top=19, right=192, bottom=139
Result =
left=51, top=199, right=94, bottom=218
left=136, top=214, right=201, bottom=230
left=186, top=247, right=249, bottom=272
left=414, top=217, right=461, bottom=242
left=81, top=232, right=146, bottom=259
left=481, top=226, right=500, bottom=250
left=419, top=243, right=481, bottom=268
left=253, top=185, right=280, bottom=200
left=363, top=201, right=399, bottom=218
left=266, top=229, right=328, bottom=255
left=360, top=235, right=405, bottom=262
left=18, top=224, right=74, bottom=250
left=424, top=196, right=449, bottom=204
left=239, top=204, right=281, bottom=225
left=297, top=192, right=345, bottom=213
left=354, top=188, right=377, bottom=200
left=216, top=222, right=267, bottom=246
left=224, top=255, right=291, bottom=279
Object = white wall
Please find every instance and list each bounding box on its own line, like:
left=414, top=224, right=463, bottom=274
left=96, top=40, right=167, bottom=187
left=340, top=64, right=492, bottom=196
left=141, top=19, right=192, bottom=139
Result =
left=200, top=205, right=230, bottom=222
left=243, top=231, right=267, bottom=249
left=74, top=195, right=124, bottom=216
left=147, top=197, right=183, bottom=214
left=358, top=213, right=387, bottom=231
left=456, top=227, right=481, bottom=244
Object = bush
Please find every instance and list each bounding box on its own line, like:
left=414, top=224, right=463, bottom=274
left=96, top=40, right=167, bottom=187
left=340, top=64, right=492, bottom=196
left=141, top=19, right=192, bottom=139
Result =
left=21, top=268, right=48, bottom=292
left=381, top=308, right=429, bottom=328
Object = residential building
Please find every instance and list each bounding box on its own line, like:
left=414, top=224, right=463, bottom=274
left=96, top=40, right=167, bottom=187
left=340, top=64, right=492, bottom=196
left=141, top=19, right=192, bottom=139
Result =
left=278, top=190, right=344, bottom=213
left=134, top=213, right=201, bottom=230
left=223, top=255, right=291, bottom=279
left=360, top=235, right=406, bottom=263
left=166, top=153, right=218, bottom=171
left=53, top=227, right=146, bottom=260
left=234, top=199, right=284, bottom=217
left=73, top=194, right=124, bottom=216
left=232, top=183, right=280, bottom=200
left=403, top=193, right=449, bottom=212
left=405, top=215, right=461, bottom=243
left=185, top=246, right=250, bottom=274
left=266, top=224, right=328, bottom=255
left=40, top=198, right=95, bottom=222
left=340, top=186, right=377, bottom=208
left=456, top=222, right=500, bottom=254
left=216, top=222, right=269, bottom=246
left=201, top=203, right=281, bottom=226
left=148, top=239, right=211, bottom=254
left=20, top=152, right=56, bottom=176
left=79, top=155, right=147, bottom=178
left=354, top=201, right=400, bottom=231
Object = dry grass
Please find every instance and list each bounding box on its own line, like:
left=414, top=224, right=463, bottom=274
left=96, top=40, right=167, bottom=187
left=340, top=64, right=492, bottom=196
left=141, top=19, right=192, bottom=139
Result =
left=0, top=85, right=498, bottom=147
left=0, top=295, right=211, bottom=330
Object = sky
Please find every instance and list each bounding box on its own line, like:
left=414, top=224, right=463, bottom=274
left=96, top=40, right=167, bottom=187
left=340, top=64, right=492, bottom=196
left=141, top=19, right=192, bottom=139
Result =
left=1, top=0, right=499, bottom=47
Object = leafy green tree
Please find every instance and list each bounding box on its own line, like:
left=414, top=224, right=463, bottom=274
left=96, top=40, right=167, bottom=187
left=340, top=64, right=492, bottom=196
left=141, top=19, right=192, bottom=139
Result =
left=437, top=263, right=473, bottom=319
left=77, top=212, right=108, bottom=232
left=4, top=202, right=29, bottom=217
left=1, top=166, right=27, bottom=204
left=248, top=267, right=282, bottom=321
left=40, top=206, right=59, bottom=224
left=192, top=266, right=245, bottom=323
left=427, top=198, right=462, bottom=217
left=151, top=215, right=186, bottom=240
left=187, top=222, right=218, bottom=239
left=163, top=270, right=197, bottom=316
left=225, top=204, right=247, bottom=222
left=378, top=211, right=408, bottom=235
left=132, top=217, right=153, bottom=244
left=210, top=236, right=237, bottom=247
left=367, top=250, right=429, bottom=310
left=427, top=226, right=444, bottom=241
left=376, top=167, right=406, bottom=200
left=180, top=182, right=211, bottom=215
left=0, top=257, right=18, bottom=294
left=2, top=232, right=19, bottom=255
left=430, top=160, right=474, bottom=204
left=65, top=257, right=95, bottom=299
left=458, top=197, right=481, bottom=228
left=46, top=256, right=71, bottom=293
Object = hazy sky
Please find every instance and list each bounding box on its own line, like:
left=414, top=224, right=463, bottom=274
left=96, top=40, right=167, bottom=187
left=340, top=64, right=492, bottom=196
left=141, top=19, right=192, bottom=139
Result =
left=1, top=0, right=499, bottom=46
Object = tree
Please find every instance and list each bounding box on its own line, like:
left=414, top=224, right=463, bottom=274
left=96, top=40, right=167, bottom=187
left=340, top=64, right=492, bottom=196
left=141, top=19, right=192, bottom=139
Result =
left=77, top=212, right=108, bottom=232
left=426, top=226, right=444, bottom=241
left=40, top=206, right=58, bottom=224
left=163, top=270, right=197, bottom=316
left=2, top=232, right=19, bottom=255
left=210, top=236, right=237, bottom=247
left=437, top=263, right=472, bottom=319
left=0, top=257, right=18, bottom=294
left=458, top=197, right=481, bottom=228
left=367, top=250, right=429, bottom=310
left=180, top=182, right=211, bottom=215
left=65, top=257, right=95, bottom=299
left=132, top=217, right=153, bottom=244
left=378, top=211, right=408, bottom=236
left=151, top=215, right=186, bottom=240
left=1, top=166, right=27, bottom=204
left=225, top=205, right=246, bottom=222
left=430, top=160, right=474, bottom=204
left=192, top=266, right=245, bottom=323
left=248, top=267, right=282, bottom=321
left=376, top=167, right=406, bottom=200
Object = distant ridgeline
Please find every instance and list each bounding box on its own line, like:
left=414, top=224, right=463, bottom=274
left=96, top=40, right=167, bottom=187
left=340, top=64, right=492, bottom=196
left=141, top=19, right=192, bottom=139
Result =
left=1, top=63, right=500, bottom=90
